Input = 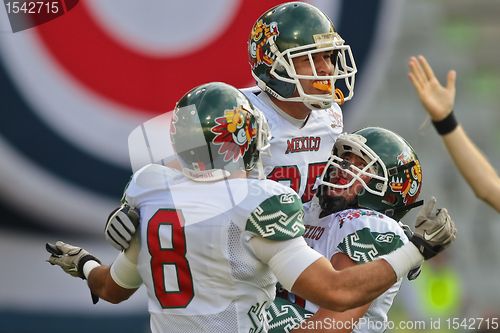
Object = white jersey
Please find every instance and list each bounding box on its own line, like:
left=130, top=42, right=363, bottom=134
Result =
left=123, top=164, right=309, bottom=333
left=268, top=200, right=408, bottom=333
left=241, top=87, right=343, bottom=203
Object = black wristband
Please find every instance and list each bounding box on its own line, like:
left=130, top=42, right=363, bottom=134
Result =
left=77, top=254, right=102, bottom=280
left=432, top=111, right=458, bottom=136
left=410, top=235, right=444, bottom=260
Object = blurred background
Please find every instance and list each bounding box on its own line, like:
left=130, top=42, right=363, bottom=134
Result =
left=0, top=0, right=498, bottom=332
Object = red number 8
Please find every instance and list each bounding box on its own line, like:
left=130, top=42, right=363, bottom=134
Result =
left=147, top=209, right=194, bottom=308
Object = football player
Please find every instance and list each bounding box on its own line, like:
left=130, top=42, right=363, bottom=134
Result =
left=267, top=127, right=455, bottom=332
left=47, top=83, right=455, bottom=333
left=242, top=1, right=357, bottom=203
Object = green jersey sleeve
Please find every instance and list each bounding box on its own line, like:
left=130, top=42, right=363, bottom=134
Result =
left=245, top=193, right=305, bottom=241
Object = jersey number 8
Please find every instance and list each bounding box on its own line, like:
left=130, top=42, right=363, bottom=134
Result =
left=147, top=209, right=194, bottom=308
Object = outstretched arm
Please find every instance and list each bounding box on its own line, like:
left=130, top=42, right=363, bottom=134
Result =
left=408, top=55, right=500, bottom=212
left=250, top=199, right=456, bottom=312
left=251, top=235, right=415, bottom=312
left=291, top=251, right=398, bottom=312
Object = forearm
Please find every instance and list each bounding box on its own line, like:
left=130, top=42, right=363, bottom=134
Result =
left=442, top=126, right=500, bottom=211
left=87, top=237, right=142, bottom=304
left=87, top=265, right=135, bottom=304
left=292, top=257, right=396, bottom=312
left=292, top=253, right=370, bottom=332
left=292, top=240, right=424, bottom=313
left=324, top=259, right=396, bottom=311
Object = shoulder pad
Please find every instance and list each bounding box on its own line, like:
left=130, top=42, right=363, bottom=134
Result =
left=245, top=193, right=304, bottom=241
left=125, top=164, right=183, bottom=205
left=324, top=103, right=343, bottom=127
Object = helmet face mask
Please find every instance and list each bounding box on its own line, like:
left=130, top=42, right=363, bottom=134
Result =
left=170, top=82, right=271, bottom=182
left=270, top=35, right=356, bottom=109
left=248, top=2, right=357, bottom=109
left=318, top=128, right=423, bottom=220
left=320, top=134, right=388, bottom=197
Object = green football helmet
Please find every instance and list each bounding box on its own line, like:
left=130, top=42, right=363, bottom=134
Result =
left=318, top=127, right=423, bottom=220
left=248, top=2, right=357, bottom=109
left=170, top=82, right=271, bottom=182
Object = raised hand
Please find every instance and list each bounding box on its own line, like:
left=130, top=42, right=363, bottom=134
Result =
left=408, top=55, right=456, bottom=121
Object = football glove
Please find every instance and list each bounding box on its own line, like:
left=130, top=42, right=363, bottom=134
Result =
left=46, top=241, right=101, bottom=279
left=46, top=241, right=101, bottom=304
left=410, top=197, right=457, bottom=260
left=105, top=204, right=140, bottom=251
